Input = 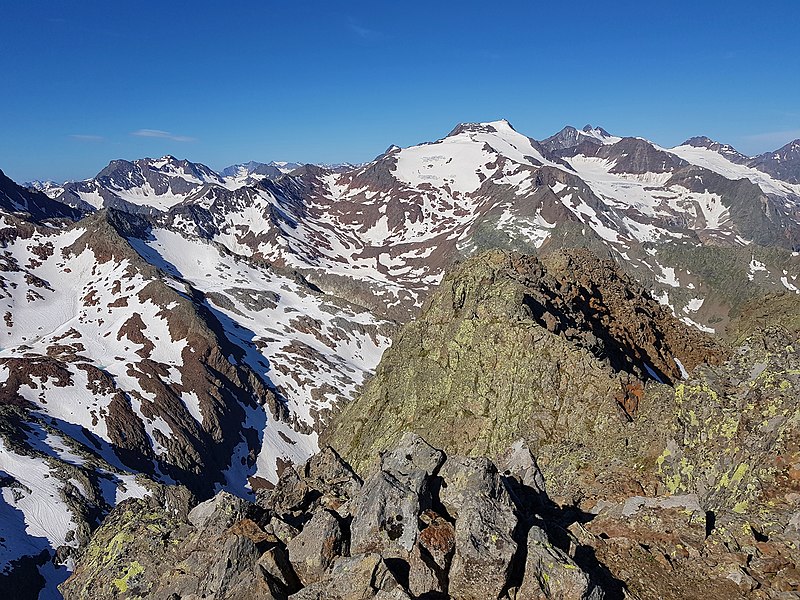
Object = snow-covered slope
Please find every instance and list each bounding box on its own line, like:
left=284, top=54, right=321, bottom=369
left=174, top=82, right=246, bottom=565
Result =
left=0, top=207, right=389, bottom=593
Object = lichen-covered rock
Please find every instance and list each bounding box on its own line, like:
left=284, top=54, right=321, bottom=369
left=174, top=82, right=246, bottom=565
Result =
left=59, top=490, right=276, bottom=600
left=188, top=491, right=255, bottom=535
left=379, top=431, right=446, bottom=481
left=62, top=432, right=609, bottom=599
left=350, top=469, right=429, bottom=556
left=439, top=456, right=511, bottom=519
left=497, top=439, right=547, bottom=496
left=447, top=495, right=518, bottom=600
left=302, top=445, right=363, bottom=509
left=440, top=456, right=518, bottom=599
left=517, top=526, right=604, bottom=600
left=322, top=249, right=722, bottom=506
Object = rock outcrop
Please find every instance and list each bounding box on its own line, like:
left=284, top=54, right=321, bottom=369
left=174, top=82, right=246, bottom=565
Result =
left=322, top=249, right=726, bottom=500
left=60, top=435, right=605, bottom=599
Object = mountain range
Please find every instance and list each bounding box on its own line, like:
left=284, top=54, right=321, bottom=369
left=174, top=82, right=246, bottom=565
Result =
left=2, top=119, right=800, bottom=597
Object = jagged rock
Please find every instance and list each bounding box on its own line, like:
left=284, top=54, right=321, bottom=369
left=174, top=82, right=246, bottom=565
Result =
left=497, top=439, right=546, bottom=495
left=269, top=466, right=314, bottom=517
left=447, top=494, right=518, bottom=600
left=380, top=431, right=446, bottom=481
left=440, top=456, right=518, bottom=599
left=439, top=456, right=511, bottom=519
left=164, top=532, right=272, bottom=600
left=60, top=491, right=275, bottom=600
left=408, top=511, right=457, bottom=597
left=517, top=526, right=604, bottom=600
left=287, top=509, right=347, bottom=585
left=257, top=545, right=303, bottom=597
left=269, top=516, right=301, bottom=546
left=350, top=469, right=429, bottom=556
left=302, top=445, right=363, bottom=509
left=408, top=540, right=449, bottom=597
left=289, top=553, right=410, bottom=600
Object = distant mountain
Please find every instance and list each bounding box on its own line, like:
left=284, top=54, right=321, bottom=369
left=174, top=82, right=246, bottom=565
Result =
left=540, top=124, right=618, bottom=152
left=23, top=179, right=66, bottom=198
left=220, top=161, right=286, bottom=188
left=750, top=138, right=800, bottom=184
left=680, top=136, right=750, bottom=164
left=52, top=155, right=226, bottom=212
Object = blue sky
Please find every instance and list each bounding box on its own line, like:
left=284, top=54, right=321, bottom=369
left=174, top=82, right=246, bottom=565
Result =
left=1, top=0, right=798, bottom=182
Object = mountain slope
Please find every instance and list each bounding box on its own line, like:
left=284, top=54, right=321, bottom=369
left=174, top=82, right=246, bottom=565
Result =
left=750, top=138, right=800, bottom=184
left=0, top=170, right=83, bottom=223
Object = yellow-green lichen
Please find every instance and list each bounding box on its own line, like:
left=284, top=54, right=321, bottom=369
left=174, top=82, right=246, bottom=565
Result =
left=656, top=448, right=671, bottom=474
left=112, top=561, right=144, bottom=593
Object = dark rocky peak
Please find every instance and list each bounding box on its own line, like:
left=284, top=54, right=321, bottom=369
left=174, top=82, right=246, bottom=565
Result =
left=682, top=135, right=717, bottom=149
left=96, top=158, right=137, bottom=181
left=94, top=158, right=149, bottom=193
left=750, top=138, right=800, bottom=184
left=283, top=163, right=333, bottom=180
left=0, top=168, right=84, bottom=223
left=542, top=126, right=586, bottom=152
left=139, top=155, right=221, bottom=182
left=582, top=124, right=612, bottom=138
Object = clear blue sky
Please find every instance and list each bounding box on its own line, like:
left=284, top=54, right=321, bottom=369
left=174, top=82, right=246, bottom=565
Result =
left=1, top=0, right=799, bottom=183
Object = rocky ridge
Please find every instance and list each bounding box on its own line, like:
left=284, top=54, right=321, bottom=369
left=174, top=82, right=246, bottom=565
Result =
left=323, top=248, right=727, bottom=481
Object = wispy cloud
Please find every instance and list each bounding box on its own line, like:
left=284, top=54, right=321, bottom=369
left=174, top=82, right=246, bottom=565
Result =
left=131, top=129, right=196, bottom=142
left=69, top=134, right=105, bottom=142
left=346, top=17, right=382, bottom=41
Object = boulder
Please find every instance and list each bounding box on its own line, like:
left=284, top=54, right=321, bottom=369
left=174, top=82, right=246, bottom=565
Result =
left=439, top=456, right=511, bottom=519
left=350, top=469, right=430, bottom=556
left=288, top=509, right=347, bottom=585
left=257, top=545, right=303, bottom=597
left=303, top=445, right=363, bottom=509
left=447, top=495, right=518, bottom=600
left=517, top=526, right=604, bottom=600
left=380, top=432, right=446, bottom=482
left=289, top=553, right=410, bottom=600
